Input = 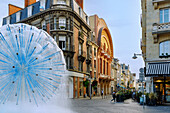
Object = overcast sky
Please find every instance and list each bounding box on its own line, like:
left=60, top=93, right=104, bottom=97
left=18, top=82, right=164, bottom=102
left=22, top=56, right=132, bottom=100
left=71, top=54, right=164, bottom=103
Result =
left=0, top=0, right=144, bottom=79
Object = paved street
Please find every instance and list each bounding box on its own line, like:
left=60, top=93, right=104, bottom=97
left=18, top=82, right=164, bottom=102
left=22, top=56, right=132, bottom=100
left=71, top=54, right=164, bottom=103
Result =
left=70, top=95, right=170, bottom=113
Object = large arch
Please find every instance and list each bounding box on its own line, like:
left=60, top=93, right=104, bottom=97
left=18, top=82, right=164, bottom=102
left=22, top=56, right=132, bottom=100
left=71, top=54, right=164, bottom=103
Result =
left=98, top=27, right=114, bottom=58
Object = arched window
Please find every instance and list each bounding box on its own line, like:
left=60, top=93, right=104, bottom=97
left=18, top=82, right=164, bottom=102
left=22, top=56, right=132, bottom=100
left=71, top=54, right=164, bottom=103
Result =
left=160, top=40, right=170, bottom=56
left=59, top=17, right=66, bottom=30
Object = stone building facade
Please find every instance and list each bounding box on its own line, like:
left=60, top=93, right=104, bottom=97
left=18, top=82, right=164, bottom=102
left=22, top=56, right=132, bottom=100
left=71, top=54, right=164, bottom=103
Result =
left=2, top=0, right=93, bottom=99
left=89, top=15, right=114, bottom=96
left=141, top=0, right=170, bottom=102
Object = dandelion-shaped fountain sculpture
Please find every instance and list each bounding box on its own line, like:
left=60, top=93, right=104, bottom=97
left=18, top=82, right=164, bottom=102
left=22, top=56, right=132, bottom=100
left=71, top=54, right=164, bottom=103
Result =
left=0, top=24, right=66, bottom=106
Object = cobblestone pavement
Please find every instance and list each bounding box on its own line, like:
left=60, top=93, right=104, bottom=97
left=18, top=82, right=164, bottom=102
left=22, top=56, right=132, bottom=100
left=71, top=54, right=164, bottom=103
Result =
left=70, top=95, right=170, bottom=113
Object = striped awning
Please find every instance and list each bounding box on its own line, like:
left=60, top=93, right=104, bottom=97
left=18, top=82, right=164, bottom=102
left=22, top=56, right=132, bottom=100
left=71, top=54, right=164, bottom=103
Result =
left=146, top=62, right=170, bottom=77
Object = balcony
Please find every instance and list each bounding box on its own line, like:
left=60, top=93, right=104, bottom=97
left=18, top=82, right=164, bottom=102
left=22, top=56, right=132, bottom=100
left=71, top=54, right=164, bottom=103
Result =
left=78, top=51, right=86, bottom=62
left=99, top=73, right=108, bottom=79
left=152, top=23, right=170, bottom=34
left=152, top=0, right=169, bottom=3
left=50, top=23, right=73, bottom=32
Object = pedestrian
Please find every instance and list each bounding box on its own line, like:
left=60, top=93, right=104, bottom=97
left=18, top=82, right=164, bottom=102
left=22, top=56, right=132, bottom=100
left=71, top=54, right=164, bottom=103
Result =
left=101, top=89, right=103, bottom=99
left=111, top=91, right=116, bottom=102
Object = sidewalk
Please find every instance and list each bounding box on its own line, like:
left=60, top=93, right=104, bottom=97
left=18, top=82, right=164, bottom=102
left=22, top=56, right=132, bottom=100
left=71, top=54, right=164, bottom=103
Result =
left=78, top=95, right=112, bottom=100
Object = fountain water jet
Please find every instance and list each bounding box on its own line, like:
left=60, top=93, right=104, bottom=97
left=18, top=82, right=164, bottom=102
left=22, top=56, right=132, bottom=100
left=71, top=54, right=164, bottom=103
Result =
left=0, top=24, right=75, bottom=113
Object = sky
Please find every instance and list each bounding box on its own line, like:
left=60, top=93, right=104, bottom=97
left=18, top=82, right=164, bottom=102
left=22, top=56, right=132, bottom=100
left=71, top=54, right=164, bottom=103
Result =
left=0, top=0, right=144, bottom=79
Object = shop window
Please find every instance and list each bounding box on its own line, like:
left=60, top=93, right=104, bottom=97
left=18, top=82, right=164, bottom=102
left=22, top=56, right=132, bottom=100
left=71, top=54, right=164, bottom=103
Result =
left=160, top=9, right=170, bottom=23
left=59, top=36, right=66, bottom=50
left=160, top=40, right=170, bottom=57
left=59, top=17, right=66, bottom=30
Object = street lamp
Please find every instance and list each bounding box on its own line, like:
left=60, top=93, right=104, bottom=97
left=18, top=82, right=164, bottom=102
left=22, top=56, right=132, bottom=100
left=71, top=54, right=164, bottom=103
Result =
left=132, top=53, right=143, bottom=59
left=132, top=53, right=145, bottom=109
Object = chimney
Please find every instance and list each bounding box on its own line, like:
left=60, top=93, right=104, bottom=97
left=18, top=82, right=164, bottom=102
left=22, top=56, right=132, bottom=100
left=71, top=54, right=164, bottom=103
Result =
left=25, top=0, right=36, bottom=7
left=75, top=0, right=83, bottom=9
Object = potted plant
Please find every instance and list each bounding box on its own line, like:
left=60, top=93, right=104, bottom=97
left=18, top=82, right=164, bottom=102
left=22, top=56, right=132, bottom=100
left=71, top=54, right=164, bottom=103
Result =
left=60, top=26, right=65, bottom=29
left=149, top=92, right=157, bottom=106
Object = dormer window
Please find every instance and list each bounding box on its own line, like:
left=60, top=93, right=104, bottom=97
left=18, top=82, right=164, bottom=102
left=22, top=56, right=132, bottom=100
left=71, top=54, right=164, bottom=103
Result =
left=27, top=6, right=32, bottom=17
left=6, top=16, right=10, bottom=24
left=86, top=16, right=89, bottom=24
left=40, top=0, right=46, bottom=11
left=16, top=12, right=21, bottom=22
left=79, top=7, right=82, bottom=17
left=57, top=0, right=66, bottom=4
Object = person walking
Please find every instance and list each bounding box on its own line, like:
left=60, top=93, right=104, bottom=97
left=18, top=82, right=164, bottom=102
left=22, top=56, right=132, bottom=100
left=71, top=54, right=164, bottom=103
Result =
left=111, top=91, right=116, bottom=102
left=101, top=89, right=104, bottom=99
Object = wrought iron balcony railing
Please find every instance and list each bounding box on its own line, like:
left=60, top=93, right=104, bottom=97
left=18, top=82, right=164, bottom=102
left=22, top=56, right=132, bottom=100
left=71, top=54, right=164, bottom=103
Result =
left=50, top=23, right=72, bottom=31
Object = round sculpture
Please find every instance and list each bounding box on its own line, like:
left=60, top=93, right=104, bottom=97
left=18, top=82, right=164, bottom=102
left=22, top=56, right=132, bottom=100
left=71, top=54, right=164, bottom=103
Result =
left=0, top=24, right=66, bottom=106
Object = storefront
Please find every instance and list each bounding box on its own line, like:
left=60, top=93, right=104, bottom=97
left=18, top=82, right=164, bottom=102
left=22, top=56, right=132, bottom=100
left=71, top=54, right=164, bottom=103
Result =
left=146, top=62, right=170, bottom=103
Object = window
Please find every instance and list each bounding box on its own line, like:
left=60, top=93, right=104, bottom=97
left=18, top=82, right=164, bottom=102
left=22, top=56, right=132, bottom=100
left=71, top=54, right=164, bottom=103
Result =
left=94, top=48, right=96, bottom=56
left=68, top=18, right=70, bottom=30
left=6, top=16, right=10, bottom=24
left=67, top=57, right=70, bottom=69
left=94, top=60, right=96, bottom=68
left=94, top=72, right=96, bottom=79
left=41, top=20, right=46, bottom=30
left=79, top=61, right=83, bottom=71
left=27, top=6, right=33, bottom=17
left=86, top=16, right=89, bottom=24
left=68, top=36, right=70, bottom=50
left=103, top=60, right=105, bottom=74
left=79, top=7, right=82, bottom=17
left=160, top=9, right=170, bottom=23
left=100, top=59, right=102, bottom=73
left=16, top=12, right=20, bottom=22
left=79, top=43, right=82, bottom=55
left=57, top=0, right=66, bottom=4
left=54, top=17, right=57, bottom=30
left=40, top=0, right=46, bottom=11
left=59, top=17, right=66, bottom=30
left=160, top=40, right=170, bottom=56
left=59, top=36, right=66, bottom=50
